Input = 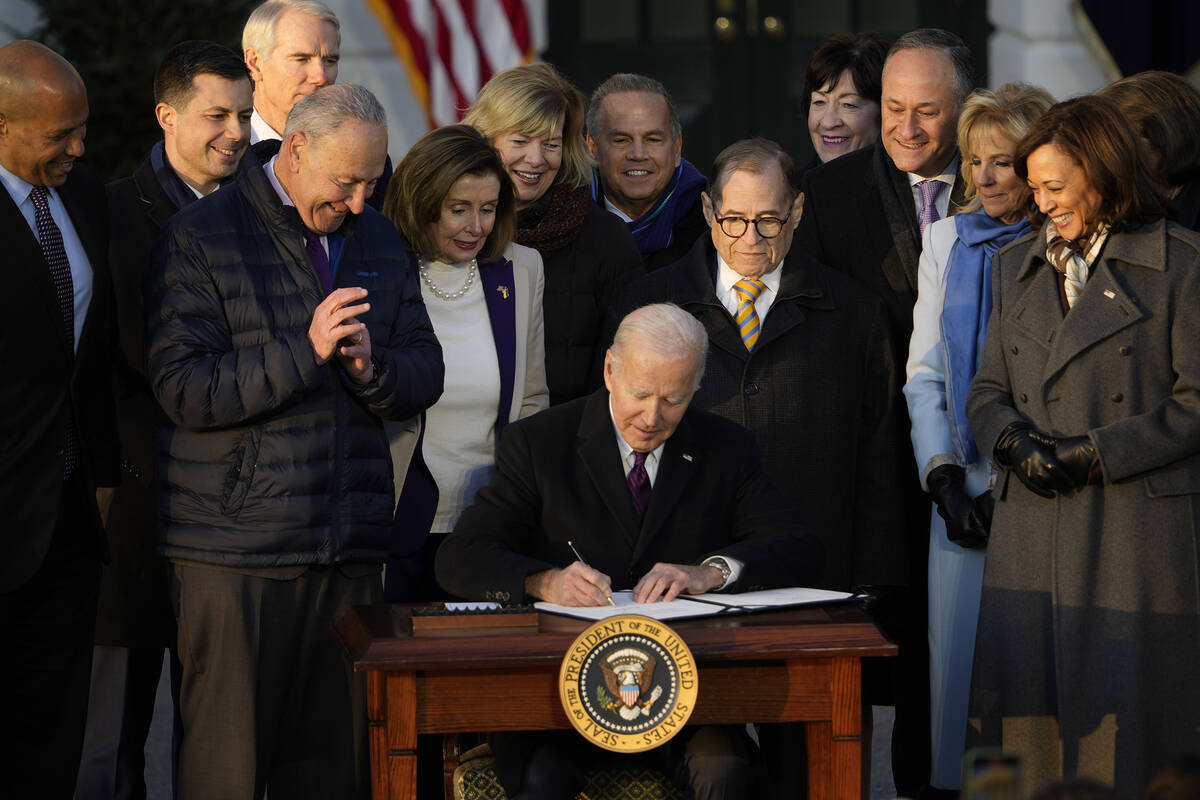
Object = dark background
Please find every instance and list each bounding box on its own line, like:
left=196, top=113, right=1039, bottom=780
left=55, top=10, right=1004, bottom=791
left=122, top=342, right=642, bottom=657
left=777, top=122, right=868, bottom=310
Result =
left=31, top=0, right=257, bottom=182
left=546, top=0, right=991, bottom=177
left=22, top=1, right=1200, bottom=185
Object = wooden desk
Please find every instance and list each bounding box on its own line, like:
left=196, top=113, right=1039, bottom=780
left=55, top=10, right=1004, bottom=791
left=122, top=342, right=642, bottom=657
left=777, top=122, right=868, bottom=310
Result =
left=335, top=603, right=895, bottom=800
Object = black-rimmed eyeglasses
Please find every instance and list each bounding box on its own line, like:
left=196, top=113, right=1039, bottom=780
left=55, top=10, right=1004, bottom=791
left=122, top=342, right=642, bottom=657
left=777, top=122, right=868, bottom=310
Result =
left=712, top=209, right=792, bottom=239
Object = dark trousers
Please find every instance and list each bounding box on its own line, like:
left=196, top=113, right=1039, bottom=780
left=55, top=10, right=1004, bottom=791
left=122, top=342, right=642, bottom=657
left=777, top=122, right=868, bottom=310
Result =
left=0, top=477, right=102, bottom=798
left=75, top=645, right=183, bottom=800
left=498, top=726, right=753, bottom=800
left=170, top=561, right=381, bottom=800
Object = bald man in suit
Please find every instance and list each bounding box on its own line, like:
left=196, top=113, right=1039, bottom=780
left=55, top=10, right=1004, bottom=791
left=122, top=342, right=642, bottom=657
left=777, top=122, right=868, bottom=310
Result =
left=0, top=40, right=118, bottom=797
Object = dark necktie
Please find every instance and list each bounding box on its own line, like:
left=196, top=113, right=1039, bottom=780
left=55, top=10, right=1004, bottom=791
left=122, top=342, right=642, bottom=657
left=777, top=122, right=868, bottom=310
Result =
left=30, top=185, right=79, bottom=476
left=302, top=228, right=334, bottom=295
left=627, top=451, right=652, bottom=522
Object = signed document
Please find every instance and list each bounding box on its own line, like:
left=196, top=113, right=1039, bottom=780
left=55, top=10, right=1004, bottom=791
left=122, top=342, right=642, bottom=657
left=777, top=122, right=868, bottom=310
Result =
left=535, top=586, right=857, bottom=622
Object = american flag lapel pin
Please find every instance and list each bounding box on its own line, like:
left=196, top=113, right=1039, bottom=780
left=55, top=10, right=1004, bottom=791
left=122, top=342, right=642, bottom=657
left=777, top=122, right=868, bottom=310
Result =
left=497, top=285, right=510, bottom=300
left=1103, top=289, right=1116, bottom=299
left=682, top=453, right=693, bottom=462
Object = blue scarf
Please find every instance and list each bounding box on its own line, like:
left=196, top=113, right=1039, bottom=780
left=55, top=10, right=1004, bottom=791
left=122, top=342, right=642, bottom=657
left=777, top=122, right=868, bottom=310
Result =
left=591, top=158, right=707, bottom=256
left=941, top=209, right=1031, bottom=464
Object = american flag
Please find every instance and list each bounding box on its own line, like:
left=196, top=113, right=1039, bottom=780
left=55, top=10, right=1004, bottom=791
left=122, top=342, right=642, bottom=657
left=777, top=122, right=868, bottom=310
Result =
left=367, top=0, right=549, bottom=128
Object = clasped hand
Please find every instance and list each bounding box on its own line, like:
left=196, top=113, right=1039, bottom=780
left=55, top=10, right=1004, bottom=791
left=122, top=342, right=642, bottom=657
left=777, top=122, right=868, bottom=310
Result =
left=926, top=464, right=992, bottom=548
left=995, top=422, right=1096, bottom=498
left=308, top=287, right=374, bottom=383
left=528, top=561, right=724, bottom=607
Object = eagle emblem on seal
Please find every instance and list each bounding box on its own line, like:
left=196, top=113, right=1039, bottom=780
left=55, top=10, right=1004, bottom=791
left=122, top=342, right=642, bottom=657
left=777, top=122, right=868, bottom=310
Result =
left=599, top=647, right=664, bottom=720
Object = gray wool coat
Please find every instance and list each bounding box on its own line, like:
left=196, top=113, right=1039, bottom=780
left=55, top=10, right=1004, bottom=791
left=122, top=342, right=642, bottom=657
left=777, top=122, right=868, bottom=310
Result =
left=965, top=218, right=1200, bottom=794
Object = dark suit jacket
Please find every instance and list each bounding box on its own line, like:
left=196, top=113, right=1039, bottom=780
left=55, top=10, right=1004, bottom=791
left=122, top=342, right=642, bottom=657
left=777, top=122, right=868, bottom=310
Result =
left=436, top=389, right=822, bottom=603
left=796, top=141, right=968, bottom=346
left=641, top=193, right=709, bottom=272
left=610, top=237, right=909, bottom=590
left=96, top=150, right=179, bottom=645
left=0, top=163, right=118, bottom=591
left=795, top=142, right=969, bottom=591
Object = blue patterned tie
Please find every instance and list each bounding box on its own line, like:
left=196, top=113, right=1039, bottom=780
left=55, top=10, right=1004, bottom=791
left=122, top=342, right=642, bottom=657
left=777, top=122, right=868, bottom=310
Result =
left=918, top=179, right=946, bottom=236
left=30, top=185, right=78, bottom=476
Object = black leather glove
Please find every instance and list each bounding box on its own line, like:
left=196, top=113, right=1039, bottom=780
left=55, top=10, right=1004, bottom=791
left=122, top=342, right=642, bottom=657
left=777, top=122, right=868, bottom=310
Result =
left=927, top=464, right=989, bottom=548
left=1055, top=434, right=1097, bottom=488
left=994, top=422, right=1075, bottom=498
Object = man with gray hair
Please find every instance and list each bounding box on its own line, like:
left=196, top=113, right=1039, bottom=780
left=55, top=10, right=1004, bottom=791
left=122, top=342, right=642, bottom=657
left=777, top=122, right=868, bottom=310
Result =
left=587, top=74, right=708, bottom=270
left=795, top=27, right=975, bottom=796
left=146, top=82, right=443, bottom=799
left=438, top=302, right=820, bottom=800
left=243, top=0, right=340, bottom=144
left=242, top=0, right=393, bottom=209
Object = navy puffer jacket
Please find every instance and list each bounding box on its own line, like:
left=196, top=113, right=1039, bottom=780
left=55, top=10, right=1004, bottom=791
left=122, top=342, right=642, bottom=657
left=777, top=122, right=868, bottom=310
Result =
left=146, top=155, right=443, bottom=567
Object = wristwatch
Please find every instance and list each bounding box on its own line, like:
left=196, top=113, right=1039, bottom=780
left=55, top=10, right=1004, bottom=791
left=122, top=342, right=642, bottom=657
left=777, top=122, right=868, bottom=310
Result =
left=702, top=556, right=732, bottom=588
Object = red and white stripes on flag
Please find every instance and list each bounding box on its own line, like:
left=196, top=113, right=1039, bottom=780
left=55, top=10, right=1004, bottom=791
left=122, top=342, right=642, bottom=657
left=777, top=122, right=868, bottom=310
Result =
left=367, top=0, right=548, bottom=128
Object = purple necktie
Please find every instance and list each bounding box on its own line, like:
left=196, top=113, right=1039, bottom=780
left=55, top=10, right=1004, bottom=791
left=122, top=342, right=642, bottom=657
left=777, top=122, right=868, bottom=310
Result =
left=30, top=185, right=78, bottom=476
left=918, top=179, right=946, bottom=236
left=627, top=451, right=651, bottom=522
left=302, top=228, right=334, bottom=295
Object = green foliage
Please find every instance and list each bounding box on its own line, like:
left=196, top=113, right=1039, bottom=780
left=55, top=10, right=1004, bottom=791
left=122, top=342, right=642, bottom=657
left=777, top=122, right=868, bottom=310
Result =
left=31, top=0, right=257, bottom=181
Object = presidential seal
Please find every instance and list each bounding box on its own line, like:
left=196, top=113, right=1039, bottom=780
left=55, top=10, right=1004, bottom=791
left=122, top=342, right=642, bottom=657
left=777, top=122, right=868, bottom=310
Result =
left=558, top=615, right=699, bottom=753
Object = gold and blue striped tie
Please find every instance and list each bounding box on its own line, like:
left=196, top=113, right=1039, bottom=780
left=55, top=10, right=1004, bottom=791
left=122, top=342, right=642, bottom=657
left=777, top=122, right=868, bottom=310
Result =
left=732, top=278, right=766, bottom=350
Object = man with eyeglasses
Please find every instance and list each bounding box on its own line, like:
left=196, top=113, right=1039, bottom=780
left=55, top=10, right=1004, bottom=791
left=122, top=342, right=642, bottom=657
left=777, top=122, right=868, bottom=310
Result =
left=610, top=136, right=909, bottom=792
left=612, top=134, right=907, bottom=611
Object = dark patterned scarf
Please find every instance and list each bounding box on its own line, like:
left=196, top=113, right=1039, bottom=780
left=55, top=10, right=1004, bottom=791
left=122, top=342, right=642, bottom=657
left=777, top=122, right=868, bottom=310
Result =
left=515, top=182, right=591, bottom=257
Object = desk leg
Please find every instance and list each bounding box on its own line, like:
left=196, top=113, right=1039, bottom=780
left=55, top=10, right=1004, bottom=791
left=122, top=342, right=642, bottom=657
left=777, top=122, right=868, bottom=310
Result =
left=807, top=656, right=863, bottom=800
left=370, top=671, right=418, bottom=800
left=368, top=671, right=389, bottom=800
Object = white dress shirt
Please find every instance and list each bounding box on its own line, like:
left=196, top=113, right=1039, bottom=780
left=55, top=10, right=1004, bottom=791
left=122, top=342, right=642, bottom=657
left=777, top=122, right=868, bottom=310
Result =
left=0, top=161, right=93, bottom=352
left=604, top=197, right=634, bottom=223
left=250, top=108, right=281, bottom=144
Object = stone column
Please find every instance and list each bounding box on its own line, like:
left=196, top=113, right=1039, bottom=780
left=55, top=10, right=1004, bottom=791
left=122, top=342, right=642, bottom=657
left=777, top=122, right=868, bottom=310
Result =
left=988, top=0, right=1112, bottom=100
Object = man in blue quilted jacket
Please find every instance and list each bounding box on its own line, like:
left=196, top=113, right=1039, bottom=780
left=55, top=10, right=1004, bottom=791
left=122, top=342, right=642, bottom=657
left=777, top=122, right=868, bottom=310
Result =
left=145, top=83, right=443, bottom=800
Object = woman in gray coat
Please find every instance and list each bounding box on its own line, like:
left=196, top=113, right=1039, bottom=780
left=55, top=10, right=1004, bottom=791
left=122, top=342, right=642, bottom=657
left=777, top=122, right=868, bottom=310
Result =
left=966, top=95, right=1200, bottom=795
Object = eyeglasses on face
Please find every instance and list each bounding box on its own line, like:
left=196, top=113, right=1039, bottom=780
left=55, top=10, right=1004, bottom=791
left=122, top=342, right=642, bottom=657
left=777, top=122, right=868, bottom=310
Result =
left=712, top=208, right=792, bottom=239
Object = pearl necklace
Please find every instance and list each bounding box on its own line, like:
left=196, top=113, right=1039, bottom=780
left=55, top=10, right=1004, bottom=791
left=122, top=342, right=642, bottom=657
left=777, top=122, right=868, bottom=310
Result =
left=418, top=256, right=477, bottom=301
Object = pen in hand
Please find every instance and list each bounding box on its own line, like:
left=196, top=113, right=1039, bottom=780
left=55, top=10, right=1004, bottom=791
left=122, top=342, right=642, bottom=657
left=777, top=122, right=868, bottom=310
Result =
left=567, top=540, right=616, bottom=606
